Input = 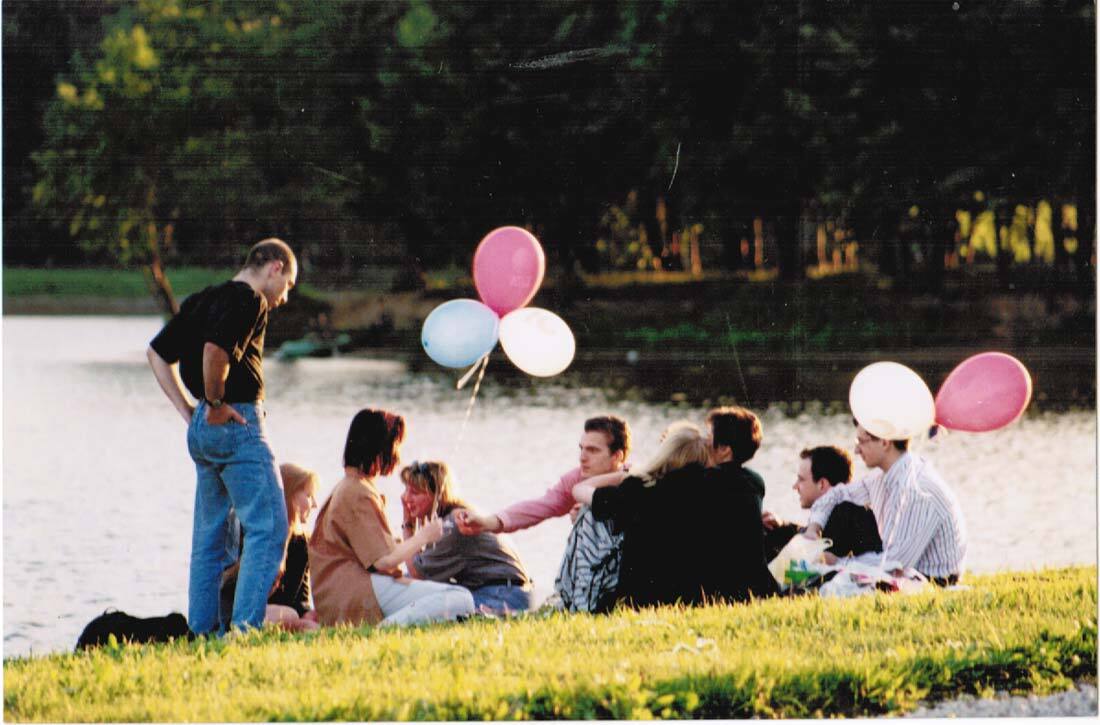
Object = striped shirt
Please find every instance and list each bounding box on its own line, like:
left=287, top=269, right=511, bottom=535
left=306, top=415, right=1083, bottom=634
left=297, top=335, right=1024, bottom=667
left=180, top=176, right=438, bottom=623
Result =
left=808, top=453, right=967, bottom=578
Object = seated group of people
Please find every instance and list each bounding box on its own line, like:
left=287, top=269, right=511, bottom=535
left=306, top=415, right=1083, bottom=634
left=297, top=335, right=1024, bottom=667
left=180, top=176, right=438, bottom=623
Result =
left=220, top=405, right=968, bottom=632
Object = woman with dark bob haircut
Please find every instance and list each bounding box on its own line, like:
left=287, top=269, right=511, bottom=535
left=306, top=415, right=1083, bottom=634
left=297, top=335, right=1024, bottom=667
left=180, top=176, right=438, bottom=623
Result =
left=308, top=409, right=475, bottom=626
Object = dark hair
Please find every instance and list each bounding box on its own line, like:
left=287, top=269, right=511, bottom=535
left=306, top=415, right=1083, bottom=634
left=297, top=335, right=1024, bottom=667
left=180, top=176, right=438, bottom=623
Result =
left=244, top=237, right=296, bottom=272
left=852, top=418, right=909, bottom=451
left=344, top=409, right=406, bottom=477
left=800, top=446, right=853, bottom=485
left=707, top=406, right=762, bottom=465
left=584, top=415, right=631, bottom=459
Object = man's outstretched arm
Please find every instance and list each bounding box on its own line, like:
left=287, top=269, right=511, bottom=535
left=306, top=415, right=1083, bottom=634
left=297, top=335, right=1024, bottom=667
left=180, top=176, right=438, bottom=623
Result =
left=147, top=346, right=195, bottom=425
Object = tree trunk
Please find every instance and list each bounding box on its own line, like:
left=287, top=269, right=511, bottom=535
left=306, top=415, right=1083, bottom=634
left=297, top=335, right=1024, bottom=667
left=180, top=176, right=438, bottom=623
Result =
left=143, top=221, right=178, bottom=316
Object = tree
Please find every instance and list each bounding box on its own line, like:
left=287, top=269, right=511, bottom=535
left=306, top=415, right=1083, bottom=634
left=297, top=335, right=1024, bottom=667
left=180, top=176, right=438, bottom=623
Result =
left=32, top=0, right=347, bottom=313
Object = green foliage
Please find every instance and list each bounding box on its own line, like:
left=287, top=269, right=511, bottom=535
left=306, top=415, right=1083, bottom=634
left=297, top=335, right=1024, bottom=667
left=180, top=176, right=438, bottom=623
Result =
left=16, top=0, right=1095, bottom=284
left=31, top=0, right=353, bottom=270
left=4, top=568, right=1095, bottom=721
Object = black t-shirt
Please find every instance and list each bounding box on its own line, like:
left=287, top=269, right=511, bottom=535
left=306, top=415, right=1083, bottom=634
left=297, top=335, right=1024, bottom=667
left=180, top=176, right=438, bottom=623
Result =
left=149, top=281, right=268, bottom=402
left=219, top=533, right=312, bottom=626
left=591, top=461, right=778, bottom=608
left=269, top=533, right=312, bottom=615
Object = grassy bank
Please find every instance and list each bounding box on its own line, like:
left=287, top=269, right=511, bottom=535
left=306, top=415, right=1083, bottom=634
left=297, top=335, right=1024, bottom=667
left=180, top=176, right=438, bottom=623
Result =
left=5, top=265, right=1093, bottom=352
left=1, top=266, right=231, bottom=300
left=4, top=567, right=1095, bottom=721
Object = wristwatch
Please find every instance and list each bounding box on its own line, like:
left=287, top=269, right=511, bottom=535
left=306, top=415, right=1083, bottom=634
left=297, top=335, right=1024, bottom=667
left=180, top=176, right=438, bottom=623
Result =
left=206, top=397, right=224, bottom=409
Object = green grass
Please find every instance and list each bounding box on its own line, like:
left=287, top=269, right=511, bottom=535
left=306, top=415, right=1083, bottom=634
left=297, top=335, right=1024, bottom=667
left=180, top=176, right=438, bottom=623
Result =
left=2, top=266, right=325, bottom=301
left=2, top=266, right=231, bottom=299
left=4, top=567, right=1095, bottom=721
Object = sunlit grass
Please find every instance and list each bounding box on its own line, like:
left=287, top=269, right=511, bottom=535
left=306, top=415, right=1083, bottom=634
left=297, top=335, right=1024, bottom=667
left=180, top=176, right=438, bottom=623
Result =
left=4, top=567, right=1095, bottom=721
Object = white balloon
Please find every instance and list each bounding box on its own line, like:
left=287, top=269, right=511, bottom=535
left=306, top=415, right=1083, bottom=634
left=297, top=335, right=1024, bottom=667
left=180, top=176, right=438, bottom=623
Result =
left=849, top=362, right=935, bottom=440
left=499, top=307, right=576, bottom=377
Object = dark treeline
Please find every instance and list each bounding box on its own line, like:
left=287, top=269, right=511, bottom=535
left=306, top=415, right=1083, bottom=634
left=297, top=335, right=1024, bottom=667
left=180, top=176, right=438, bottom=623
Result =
left=4, top=0, right=1095, bottom=309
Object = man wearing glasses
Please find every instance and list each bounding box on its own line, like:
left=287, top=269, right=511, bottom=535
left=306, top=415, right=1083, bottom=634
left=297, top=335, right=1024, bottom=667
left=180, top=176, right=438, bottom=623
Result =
left=803, top=419, right=967, bottom=585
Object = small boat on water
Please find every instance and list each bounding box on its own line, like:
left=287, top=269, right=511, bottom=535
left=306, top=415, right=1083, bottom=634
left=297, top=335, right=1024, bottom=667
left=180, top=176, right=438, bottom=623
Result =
left=276, top=333, right=352, bottom=360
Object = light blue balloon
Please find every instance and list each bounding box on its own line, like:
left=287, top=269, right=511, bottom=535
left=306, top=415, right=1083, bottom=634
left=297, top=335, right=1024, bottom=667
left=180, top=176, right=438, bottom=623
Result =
left=421, top=299, right=500, bottom=368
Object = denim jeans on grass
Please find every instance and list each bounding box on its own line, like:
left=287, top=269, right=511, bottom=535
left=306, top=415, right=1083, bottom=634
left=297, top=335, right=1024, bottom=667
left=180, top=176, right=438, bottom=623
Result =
left=471, top=582, right=535, bottom=614
left=186, top=401, right=287, bottom=635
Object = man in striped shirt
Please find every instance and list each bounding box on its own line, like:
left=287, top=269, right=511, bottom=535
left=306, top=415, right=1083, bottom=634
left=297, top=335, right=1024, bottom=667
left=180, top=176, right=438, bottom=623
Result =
left=803, top=420, right=967, bottom=584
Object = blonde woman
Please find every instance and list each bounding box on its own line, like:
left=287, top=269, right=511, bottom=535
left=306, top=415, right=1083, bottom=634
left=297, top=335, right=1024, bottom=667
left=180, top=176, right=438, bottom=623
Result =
left=572, top=411, right=777, bottom=608
left=400, top=461, right=534, bottom=613
left=219, top=462, right=321, bottom=632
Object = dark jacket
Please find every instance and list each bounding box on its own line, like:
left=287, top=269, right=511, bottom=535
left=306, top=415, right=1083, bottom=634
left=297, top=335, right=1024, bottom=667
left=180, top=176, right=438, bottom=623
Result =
left=591, top=461, right=778, bottom=608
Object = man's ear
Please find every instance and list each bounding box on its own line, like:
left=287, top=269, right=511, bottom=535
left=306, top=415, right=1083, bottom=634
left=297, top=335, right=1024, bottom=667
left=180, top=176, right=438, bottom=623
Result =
left=611, top=448, right=626, bottom=467
left=816, top=477, right=831, bottom=492
left=715, top=443, right=733, bottom=463
left=268, top=259, right=284, bottom=276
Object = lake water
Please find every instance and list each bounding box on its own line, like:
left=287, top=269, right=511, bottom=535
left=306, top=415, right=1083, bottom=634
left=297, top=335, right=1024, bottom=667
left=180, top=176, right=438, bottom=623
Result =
left=3, top=316, right=1096, bottom=658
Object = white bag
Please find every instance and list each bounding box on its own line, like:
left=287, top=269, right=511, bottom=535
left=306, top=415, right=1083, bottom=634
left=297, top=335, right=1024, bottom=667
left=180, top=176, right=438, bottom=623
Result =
left=767, top=534, right=833, bottom=587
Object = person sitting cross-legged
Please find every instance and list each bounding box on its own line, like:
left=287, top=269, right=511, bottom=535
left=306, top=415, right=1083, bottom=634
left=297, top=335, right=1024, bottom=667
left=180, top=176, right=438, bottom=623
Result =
left=803, top=418, right=968, bottom=586
left=309, top=409, right=476, bottom=627
left=762, top=446, right=882, bottom=564
left=400, top=460, right=535, bottom=615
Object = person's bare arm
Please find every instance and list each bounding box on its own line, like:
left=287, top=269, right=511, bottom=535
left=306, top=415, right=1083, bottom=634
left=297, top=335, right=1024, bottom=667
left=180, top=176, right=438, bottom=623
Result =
left=374, top=518, right=444, bottom=571
left=147, top=346, right=195, bottom=425
left=201, top=342, right=245, bottom=425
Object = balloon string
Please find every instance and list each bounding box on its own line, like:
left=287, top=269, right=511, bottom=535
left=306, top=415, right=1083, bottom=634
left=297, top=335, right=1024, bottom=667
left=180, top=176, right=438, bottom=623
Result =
left=451, top=353, right=490, bottom=457
left=456, top=353, right=487, bottom=390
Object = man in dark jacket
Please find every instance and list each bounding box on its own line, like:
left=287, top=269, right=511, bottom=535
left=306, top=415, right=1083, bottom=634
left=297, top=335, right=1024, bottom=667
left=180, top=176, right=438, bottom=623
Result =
left=762, top=446, right=882, bottom=563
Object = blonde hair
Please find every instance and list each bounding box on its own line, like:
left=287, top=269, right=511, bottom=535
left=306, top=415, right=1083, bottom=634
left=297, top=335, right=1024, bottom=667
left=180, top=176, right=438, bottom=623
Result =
left=280, top=462, right=319, bottom=536
left=635, top=420, right=710, bottom=484
left=399, top=460, right=469, bottom=520
left=222, top=462, right=318, bottom=594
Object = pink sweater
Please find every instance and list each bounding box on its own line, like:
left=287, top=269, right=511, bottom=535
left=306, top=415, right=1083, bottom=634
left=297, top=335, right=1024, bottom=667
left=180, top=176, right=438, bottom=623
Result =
left=495, top=466, right=585, bottom=533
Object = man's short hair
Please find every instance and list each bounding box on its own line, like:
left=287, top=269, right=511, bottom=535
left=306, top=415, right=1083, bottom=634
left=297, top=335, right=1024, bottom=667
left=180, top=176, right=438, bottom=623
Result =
left=584, top=415, right=631, bottom=459
left=244, top=238, right=296, bottom=272
left=707, top=406, right=762, bottom=465
left=800, top=446, right=853, bottom=485
left=852, top=418, right=909, bottom=451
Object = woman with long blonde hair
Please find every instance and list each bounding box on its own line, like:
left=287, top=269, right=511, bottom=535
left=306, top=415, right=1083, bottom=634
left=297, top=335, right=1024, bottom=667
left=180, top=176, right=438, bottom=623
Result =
left=399, top=461, right=534, bottom=614
left=219, top=462, right=321, bottom=632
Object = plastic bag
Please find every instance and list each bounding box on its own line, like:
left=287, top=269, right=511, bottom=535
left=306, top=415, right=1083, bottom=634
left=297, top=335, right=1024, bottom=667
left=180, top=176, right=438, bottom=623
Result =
left=819, top=561, right=929, bottom=598
left=767, top=534, right=833, bottom=588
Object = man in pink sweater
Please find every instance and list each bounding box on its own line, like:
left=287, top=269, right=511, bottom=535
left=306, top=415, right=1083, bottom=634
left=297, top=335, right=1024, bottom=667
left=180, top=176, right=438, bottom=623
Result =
left=454, top=415, right=631, bottom=534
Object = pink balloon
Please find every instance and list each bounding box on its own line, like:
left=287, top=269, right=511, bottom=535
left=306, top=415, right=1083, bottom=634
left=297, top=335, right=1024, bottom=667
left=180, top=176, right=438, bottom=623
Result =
left=934, top=352, right=1033, bottom=432
left=472, top=226, right=545, bottom=316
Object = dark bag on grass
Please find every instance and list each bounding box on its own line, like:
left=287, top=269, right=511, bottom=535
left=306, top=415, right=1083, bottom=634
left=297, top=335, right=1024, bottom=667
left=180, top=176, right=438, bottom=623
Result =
left=75, top=609, right=192, bottom=651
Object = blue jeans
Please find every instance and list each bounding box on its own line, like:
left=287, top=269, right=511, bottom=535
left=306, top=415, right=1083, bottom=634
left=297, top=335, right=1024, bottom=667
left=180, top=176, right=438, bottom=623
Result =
left=186, top=401, right=287, bottom=635
left=471, top=582, right=535, bottom=614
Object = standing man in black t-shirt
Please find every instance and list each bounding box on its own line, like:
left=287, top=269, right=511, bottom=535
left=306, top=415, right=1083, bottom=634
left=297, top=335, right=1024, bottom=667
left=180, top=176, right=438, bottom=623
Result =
left=147, top=238, right=298, bottom=635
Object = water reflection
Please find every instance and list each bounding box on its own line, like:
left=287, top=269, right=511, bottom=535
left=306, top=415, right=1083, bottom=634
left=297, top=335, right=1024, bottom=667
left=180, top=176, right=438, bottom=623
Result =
left=3, top=316, right=1096, bottom=658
